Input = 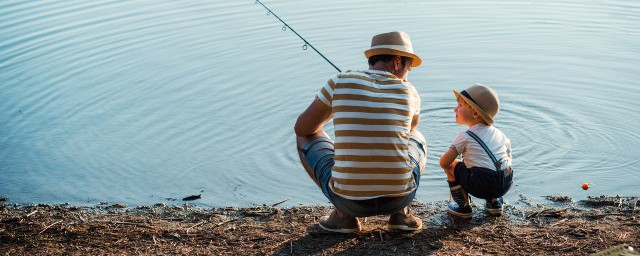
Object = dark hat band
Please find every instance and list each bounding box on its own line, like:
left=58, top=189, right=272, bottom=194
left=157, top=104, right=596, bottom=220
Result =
left=460, top=90, right=479, bottom=106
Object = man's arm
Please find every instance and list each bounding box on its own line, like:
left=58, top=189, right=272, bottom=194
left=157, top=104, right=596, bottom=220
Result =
left=294, top=99, right=332, bottom=137
left=410, top=114, right=420, bottom=133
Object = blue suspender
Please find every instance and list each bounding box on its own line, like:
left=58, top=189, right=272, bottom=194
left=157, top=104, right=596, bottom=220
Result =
left=465, top=131, right=502, bottom=172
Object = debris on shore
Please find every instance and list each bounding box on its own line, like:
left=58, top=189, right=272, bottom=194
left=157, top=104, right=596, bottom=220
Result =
left=544, top=195, right=572, bottom=202
left=0, top=196, right=638, bottom=255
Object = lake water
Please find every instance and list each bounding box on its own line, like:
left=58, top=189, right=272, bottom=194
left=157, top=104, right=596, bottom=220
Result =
left=1, top=0, right=639, bottom=208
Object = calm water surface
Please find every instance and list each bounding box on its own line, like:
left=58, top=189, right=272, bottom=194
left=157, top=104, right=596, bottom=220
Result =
left=1, top=0, right=639, bottom=207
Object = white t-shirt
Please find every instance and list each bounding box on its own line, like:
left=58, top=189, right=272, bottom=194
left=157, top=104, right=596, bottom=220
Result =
left=451, top=123, right=512, bottom=171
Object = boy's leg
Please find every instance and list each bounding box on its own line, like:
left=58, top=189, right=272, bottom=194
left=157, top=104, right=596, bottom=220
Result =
left=443, top=159, right=459, bottom=181
left=445, top=161, right=472, bottom=218
left=485, top=197, right=504, bottom=216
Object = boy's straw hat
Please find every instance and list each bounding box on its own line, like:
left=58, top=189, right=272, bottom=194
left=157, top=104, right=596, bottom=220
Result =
left=364, top=31, right=422, bottom=67
left=453, top=83, right=500, bottom=125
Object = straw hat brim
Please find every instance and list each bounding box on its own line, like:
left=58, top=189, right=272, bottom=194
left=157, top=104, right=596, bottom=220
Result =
left=453, top=90, right=494, bottom=125
left=364, top=48, right=422, bottom=67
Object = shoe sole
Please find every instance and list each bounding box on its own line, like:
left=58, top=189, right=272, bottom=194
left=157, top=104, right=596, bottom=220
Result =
left=447, top=209, right=472, bottom=219
left=485, top=208, right=503, bottom=216
left=318, top=222, right=360, bottom=233
left=387, top=224, right=422, bottom=231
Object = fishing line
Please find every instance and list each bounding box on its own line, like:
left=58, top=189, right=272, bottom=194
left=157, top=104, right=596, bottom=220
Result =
left=254, top=0, right=342, bottom=72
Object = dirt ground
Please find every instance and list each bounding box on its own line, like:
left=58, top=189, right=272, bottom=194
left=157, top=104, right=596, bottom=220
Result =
left=1, top=195, right=638, bottom=255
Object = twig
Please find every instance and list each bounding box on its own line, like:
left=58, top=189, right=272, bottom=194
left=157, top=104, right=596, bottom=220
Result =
left=587, top=213, right=627, bottom=218
left=161, top=217, right=184, bottom=221
left=113, top=221, right=153, bottom=229
left=550, top=218, right=567, bottom=227
left=527, top=207, right=545, bottom=219
left=25, top=210, right=38, bottom=218
left=271, top=198, right=290, bottom=207
left=243, top=211, right=273, bottom=216
left=39, top=220, right=62, bottom=234
left=528, top=208, right=567, bottom=218
left=75, top=213, right=86, bottom=223
left=186, top=221, right=207, bottom=233
left=216, top=217, right=240, bottom=226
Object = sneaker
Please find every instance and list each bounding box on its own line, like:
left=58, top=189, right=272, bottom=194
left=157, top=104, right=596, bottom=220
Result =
left=387, top=208, right=422, bottom=231
left=318, top=209, right=361, bottom=233
left=485, top=198, right=503, bottom=216
left=447, top=202, right=472, bottom=219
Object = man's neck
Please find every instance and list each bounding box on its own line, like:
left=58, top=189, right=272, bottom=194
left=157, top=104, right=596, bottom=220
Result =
left=467, top=120, right=488, bottom=128
left=369, top=64, right=402, bottom=80
left=369, top=63, right=391, bottom=73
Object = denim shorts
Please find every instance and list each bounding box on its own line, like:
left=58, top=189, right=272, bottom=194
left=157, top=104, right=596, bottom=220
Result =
left=300, top=135, right=427, bottom=217
left=454, top=161, right=513, bottom=200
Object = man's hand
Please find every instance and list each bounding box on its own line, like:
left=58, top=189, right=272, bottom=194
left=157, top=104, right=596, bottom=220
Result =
left=294, top=99, right=332, bottom=137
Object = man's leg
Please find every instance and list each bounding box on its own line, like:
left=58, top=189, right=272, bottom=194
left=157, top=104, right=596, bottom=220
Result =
left=410, top=129, right=427, bottom=176
left=296, top=130, right=361, bottom=233
left=388, top=129, right=426, bottom=231
left=296, top=130, right=330, bottom=188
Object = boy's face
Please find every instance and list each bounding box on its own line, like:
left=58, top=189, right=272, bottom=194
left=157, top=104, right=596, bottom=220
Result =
left=454, top=98, right=475, bottom=125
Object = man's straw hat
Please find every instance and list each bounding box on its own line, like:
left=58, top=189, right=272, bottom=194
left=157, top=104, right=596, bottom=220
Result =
left=364, top=31, right=422, bottom=67
left=453, top=83, right=500, bottom=125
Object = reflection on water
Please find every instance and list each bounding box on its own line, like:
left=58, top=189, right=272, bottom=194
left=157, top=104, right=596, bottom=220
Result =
left=1, top=0, right=639, bottom=207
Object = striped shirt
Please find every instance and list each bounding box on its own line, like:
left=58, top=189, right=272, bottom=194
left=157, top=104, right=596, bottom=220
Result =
left=316, top=70, right=421, bottom=200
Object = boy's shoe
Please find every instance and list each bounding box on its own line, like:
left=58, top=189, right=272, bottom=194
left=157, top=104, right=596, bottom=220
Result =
left=447, top=202, right=472, bottom=219
left=318, top=209, right=361, bottom=233
left=448, top=182, right=472, bottom=219
left=485, top=197, right=504, bottom=216
left=387, top=207, right=423, bottom=231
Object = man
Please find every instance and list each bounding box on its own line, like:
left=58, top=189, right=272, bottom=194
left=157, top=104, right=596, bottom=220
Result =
left=294, top=31, right=427, bottom=233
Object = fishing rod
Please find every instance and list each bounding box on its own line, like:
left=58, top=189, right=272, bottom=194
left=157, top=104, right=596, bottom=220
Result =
left=254, top=0, right=342, bottom=72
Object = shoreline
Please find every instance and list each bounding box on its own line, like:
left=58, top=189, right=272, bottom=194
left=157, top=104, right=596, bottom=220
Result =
left=1, top=196, right=638, bottom=255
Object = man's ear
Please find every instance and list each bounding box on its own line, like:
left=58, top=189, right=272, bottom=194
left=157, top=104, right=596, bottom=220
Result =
left=394, top=56, right=402, bottom=69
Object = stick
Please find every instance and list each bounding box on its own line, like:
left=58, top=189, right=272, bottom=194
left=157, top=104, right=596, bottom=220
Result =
left=216, top=217, right=240, bottom=226
left=25, top=210, right=38, bottom=218
left=113, top=221, right=153, bottom=229
left=550, top=219, right=567, bottom=227
left=271, top=198, right=290, bottom=207
left=75, top=213, right=86, bottom=223
left=186, top=221, right=207, bottom=234
left=39, top=220, right=62, bottom=234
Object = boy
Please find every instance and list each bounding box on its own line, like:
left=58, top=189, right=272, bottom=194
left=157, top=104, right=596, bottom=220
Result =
left=439, top=83, right=513, bottom=218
